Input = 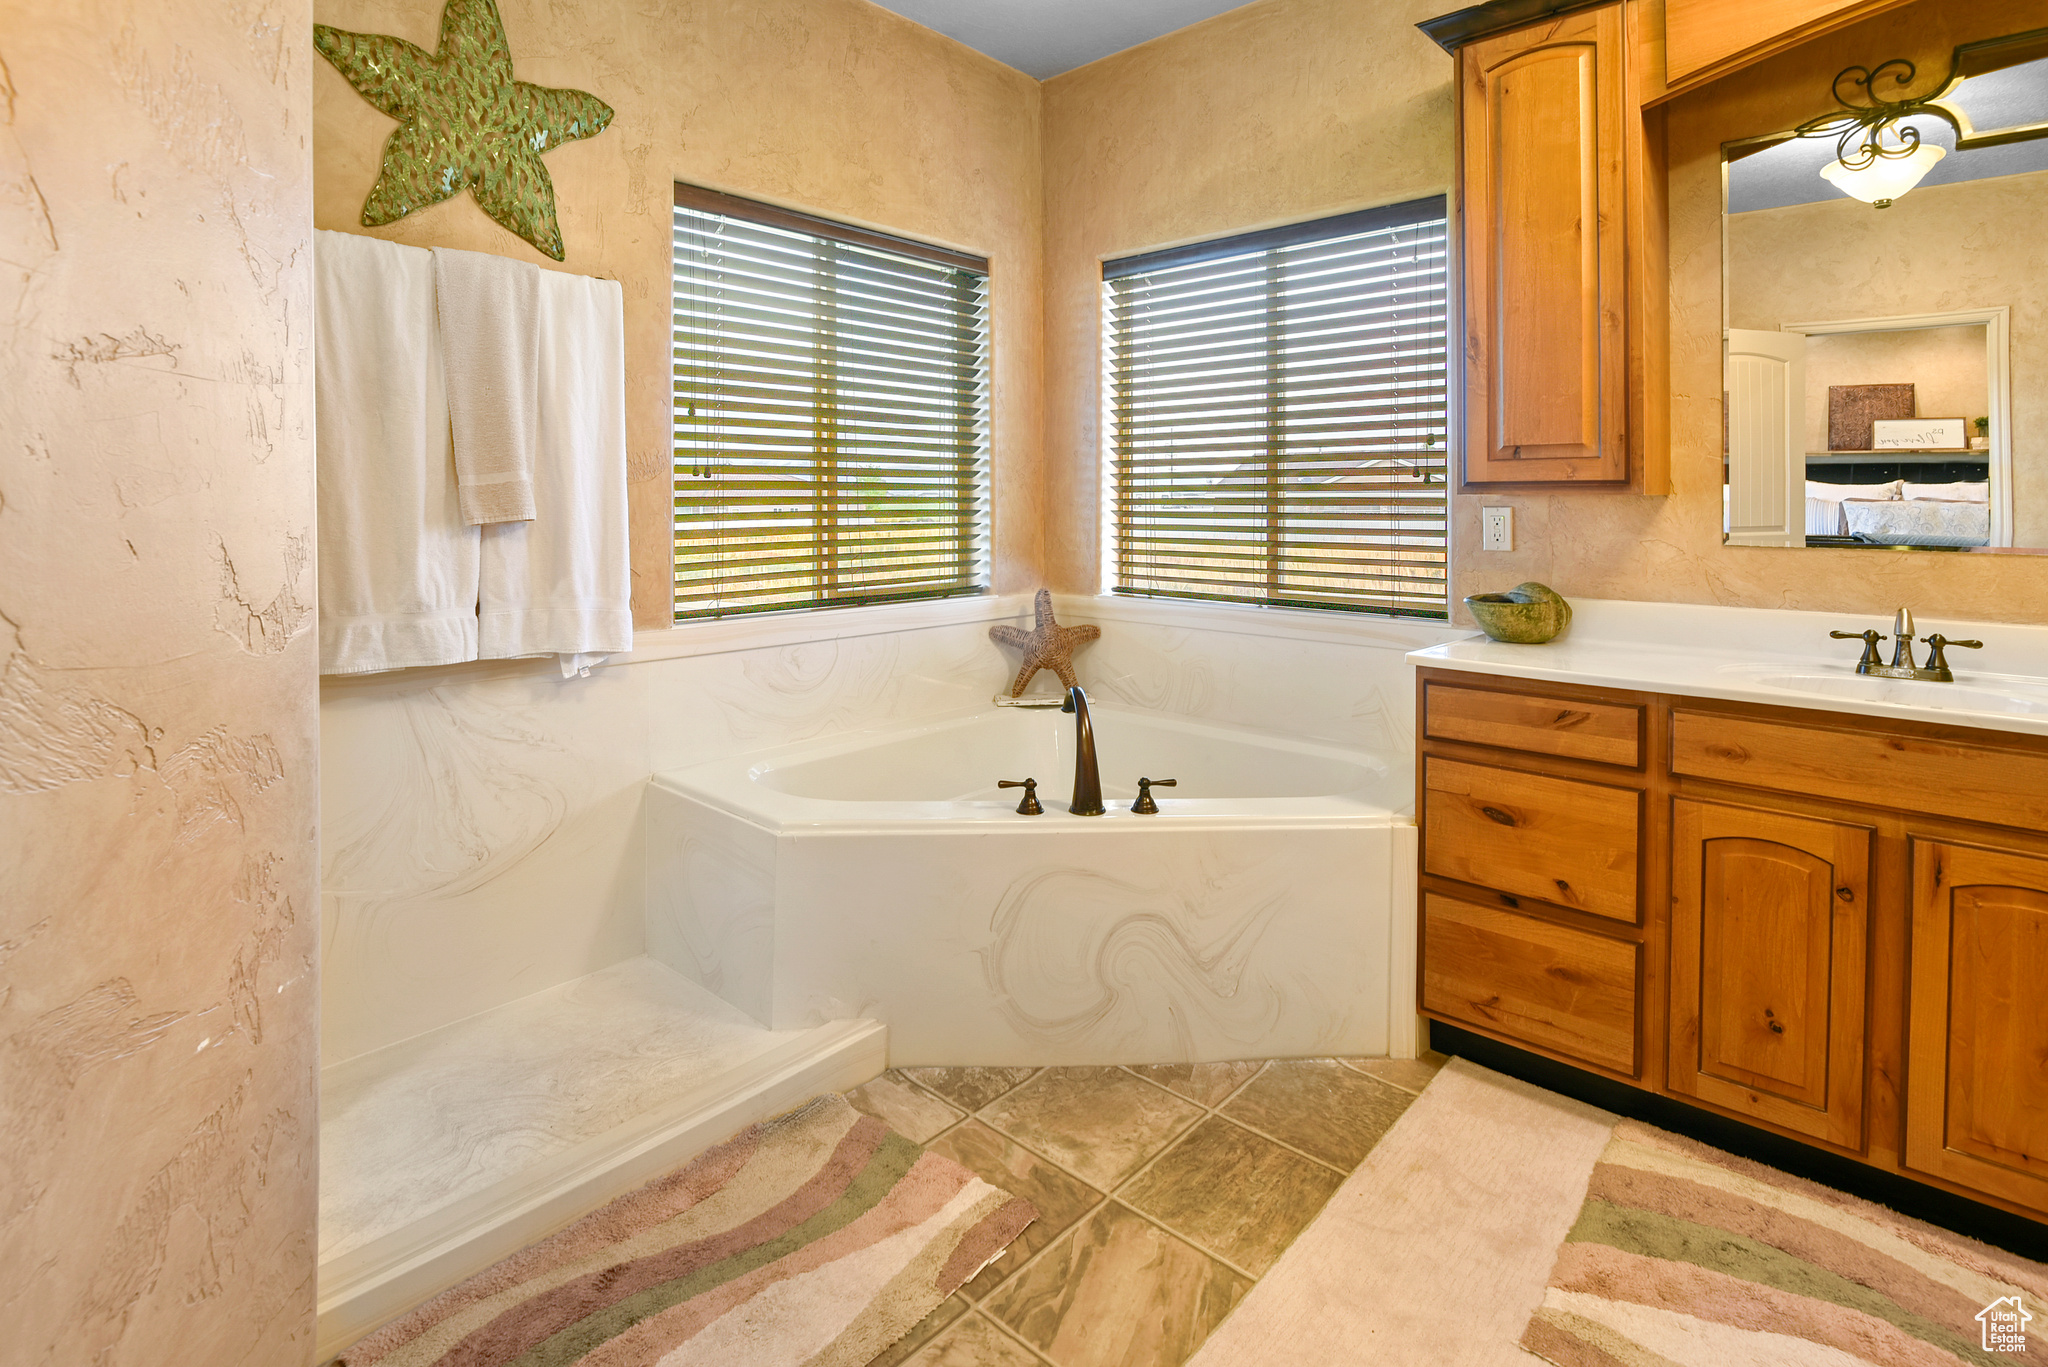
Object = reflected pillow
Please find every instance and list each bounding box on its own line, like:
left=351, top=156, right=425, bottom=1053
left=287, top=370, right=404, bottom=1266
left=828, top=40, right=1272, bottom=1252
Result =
left=1902, top=481, right=1989, bottom=503
left=1805, top=495, right=1846, bottom=537
left=1807, top=479, right=1902, bottom=501
left=1842, top=498, right=1990, bottom=547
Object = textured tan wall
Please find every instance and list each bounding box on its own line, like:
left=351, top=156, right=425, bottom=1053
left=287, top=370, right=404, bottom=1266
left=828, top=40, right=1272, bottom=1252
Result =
left=1457, top=0, right=2048, bottom=621
left=313, top=0, right=1046, bottom=628
left=1038, top=0, right=1457, bottom=593
left=1790, top=327, right=1987, bottom=459
left=1730, top=172, right=2048, bottom=545
left=0, top=2, right=320, bottom=1363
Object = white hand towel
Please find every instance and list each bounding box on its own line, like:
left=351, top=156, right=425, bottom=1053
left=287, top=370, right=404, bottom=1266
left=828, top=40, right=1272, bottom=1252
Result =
left=432, top=245, right=541, bottom=525
left=477, top=269, right=633, bottom=664
left=315, top=230, right=480, bottom=675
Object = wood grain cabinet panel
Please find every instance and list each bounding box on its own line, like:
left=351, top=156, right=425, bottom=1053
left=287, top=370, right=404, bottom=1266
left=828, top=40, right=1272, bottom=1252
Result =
left=1424, top=682, right=1641, bottom=766
left=1423, top=894, right=1639, bottom=1074
left=1669, top=800, right=1870, bottom=1147
left=1906, top=840, right=2048, bottom=1217
left=1662, top=0, right=1916, bottom=92
left=1460, top=6, right=1628, bottom=485
left=1424, top=757, right=1640, bottom=921
left=1670, top=710, right=2048, bottom=832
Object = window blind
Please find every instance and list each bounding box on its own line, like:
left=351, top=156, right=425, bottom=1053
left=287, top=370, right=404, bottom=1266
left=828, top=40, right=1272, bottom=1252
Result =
left=1105, top=197, right=1450, bottom=618
left=672, top=185, right=991, bottom=620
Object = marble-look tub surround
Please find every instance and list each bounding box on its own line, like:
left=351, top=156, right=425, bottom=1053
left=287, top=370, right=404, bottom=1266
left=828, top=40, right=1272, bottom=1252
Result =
left=1, top=1, right=320, bottom=1361
left=320, top=599, right=1023, bottom=1062
left=312, top=0, right=1048, bottom=627
left=322, top=595, right=1460, bottom=1064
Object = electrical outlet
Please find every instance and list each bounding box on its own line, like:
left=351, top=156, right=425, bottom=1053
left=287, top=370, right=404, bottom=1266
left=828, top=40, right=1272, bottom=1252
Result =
left=1481, top=506, right=1514, bottom=552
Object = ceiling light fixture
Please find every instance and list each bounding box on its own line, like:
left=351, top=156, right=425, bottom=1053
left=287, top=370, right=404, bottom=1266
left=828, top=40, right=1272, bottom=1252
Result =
left=1797, top=59, right=1949, bottom=207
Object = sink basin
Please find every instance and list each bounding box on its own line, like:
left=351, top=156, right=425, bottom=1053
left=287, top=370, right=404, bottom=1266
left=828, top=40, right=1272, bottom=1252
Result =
left=1718, top=665, right=2048, bottom=716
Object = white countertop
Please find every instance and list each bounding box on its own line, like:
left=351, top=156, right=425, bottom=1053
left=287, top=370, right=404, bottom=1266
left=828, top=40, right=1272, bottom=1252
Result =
left=1407, top=598, right=2048, bottom=740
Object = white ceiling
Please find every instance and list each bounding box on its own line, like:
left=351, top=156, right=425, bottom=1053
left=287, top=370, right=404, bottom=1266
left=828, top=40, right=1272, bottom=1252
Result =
left=864, top=0, right=1259, bottom=79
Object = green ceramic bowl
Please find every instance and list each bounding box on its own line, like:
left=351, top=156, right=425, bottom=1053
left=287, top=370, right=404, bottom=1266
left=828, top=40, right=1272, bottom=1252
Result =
left=1464, top=582, right=1572, bottom=644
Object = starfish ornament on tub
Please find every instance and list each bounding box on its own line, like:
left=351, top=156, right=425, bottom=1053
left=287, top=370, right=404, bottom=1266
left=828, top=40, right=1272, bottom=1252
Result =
left=990, top=590, right=1101, bottom=697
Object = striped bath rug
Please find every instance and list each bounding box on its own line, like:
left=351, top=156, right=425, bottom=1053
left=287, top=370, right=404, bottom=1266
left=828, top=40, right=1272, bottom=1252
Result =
left=1521, top=1119, right=2048, bottom=1366
left=337, top=1094, right=1037, bottom=1367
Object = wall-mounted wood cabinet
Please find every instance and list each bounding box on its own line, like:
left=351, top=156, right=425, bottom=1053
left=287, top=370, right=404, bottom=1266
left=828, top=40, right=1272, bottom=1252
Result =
left=1444, top=2, right=1667, bottom=492
left=1416, top=664, right=2048, bottom=1225
left=1423, top=0, right=1920, bottom=491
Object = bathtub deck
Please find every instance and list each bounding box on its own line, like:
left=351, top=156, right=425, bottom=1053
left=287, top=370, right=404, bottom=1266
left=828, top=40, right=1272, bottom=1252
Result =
left=317, top=956, right=885, bottom=1357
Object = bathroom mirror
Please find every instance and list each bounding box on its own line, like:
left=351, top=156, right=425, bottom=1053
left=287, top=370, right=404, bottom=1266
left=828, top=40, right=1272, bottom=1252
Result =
left=1721, top=29, right=2048, bottom=550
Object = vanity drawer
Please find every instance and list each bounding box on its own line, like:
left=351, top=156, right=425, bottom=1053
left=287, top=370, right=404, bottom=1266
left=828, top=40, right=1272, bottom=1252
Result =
left=1422, top=894, right=1639, bottom=1075
left=1424, top=682, right=1641, bottom=767
left=1669, top=710, right=2048, bottom=832
left=1423, top=757, right=1641, bottom=922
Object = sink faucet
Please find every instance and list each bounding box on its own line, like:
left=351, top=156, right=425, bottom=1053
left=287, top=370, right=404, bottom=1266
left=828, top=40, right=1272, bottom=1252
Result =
left=1891, top=608, right=1917, bottom=670
left=1829, top=606, right=1982, bottom=683
left=1061, top=685, right=1105, bottom=815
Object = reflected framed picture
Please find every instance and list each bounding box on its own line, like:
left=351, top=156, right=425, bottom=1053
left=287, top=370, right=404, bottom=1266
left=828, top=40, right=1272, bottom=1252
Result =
left=1872, top=417, right=1969, bottom=450
left=1827, top=384, right=1915, bottom=450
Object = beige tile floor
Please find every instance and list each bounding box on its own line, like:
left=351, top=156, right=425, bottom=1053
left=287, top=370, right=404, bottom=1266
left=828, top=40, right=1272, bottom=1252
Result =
left=846, top=1054, right=1449, bottom=1367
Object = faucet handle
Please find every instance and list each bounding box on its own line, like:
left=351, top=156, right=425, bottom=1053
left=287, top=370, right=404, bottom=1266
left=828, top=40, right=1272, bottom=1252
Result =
left=1920, top=635, right=1983, bottom=676
left=1131, top=777, right=1176, bottom=815
left=997, top=778, right=1043, bottom=815
left=1829, top=629, right=1887, bottom=671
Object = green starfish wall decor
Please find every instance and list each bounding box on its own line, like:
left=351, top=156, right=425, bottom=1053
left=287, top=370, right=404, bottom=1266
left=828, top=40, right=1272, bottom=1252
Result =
left=314, top=0, right=613, bottom=260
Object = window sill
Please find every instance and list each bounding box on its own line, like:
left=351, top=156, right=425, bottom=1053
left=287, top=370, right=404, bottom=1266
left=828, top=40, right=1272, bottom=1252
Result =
left=625, top=592, right=1029, bottom=666
left=1061, top=593, right=1471, bottom=652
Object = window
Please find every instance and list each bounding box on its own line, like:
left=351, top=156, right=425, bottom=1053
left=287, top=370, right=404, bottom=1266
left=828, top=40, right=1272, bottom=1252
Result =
left=672, top=185, right=990, bottom=619
left=1104, top=198, right=1450, bottom=618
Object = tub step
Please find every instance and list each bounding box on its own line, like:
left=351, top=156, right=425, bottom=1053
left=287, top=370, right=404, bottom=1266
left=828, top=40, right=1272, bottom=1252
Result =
left=316, top=957, right=885, bottom=1360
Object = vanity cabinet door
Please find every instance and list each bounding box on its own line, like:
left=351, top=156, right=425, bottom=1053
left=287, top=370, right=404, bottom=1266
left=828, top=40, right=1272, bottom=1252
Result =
left=1906, top=840, right=2048, bottom=1217
left=1668, top=800, right=1870, bottom=1148
left=1459, top=5, right=1628, bottom=486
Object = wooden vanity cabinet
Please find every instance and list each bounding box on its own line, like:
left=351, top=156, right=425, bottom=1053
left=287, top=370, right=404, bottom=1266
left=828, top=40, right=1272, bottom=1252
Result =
left=1906, top=840, right=2048, bottom=1213
left=1416, top=665, right=2048, bottom=1224
left=1668, top=799, right=1870, bottom=1148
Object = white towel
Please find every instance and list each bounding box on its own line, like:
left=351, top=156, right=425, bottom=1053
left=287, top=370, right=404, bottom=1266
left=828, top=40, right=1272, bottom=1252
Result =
left=477, top=269, right=633, bottom=665
left=432, top=246, right=541, bottom=525
left=315, top=230, right=480, bottom=674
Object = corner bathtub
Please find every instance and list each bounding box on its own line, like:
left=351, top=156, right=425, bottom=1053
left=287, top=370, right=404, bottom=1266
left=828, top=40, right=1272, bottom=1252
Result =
left=645, top=703, right=1419, bottom=1066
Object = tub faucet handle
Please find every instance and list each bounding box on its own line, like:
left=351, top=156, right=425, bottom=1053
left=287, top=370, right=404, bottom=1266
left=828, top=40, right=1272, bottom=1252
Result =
left=997, top=778, right=1043, bottom=815
left=1131, top=777, right=1176, bottom=815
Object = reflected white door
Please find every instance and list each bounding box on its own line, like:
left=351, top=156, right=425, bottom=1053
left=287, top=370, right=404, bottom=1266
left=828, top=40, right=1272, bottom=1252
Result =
left=1725, top=329, right=1806, bottom=547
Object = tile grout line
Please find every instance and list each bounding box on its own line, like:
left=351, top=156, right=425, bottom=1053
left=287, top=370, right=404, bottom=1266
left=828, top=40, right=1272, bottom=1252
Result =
left=962, top=1305, right=1063, bottom=1367
left=1199, top=1111, right=1354, bottom=1179
left=1105, top=1197, right=1264, bottom=1284
left=1337, top=1055, right=1443, bottom=1098
left=1106, top=1079, right=1248, bottom=1196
